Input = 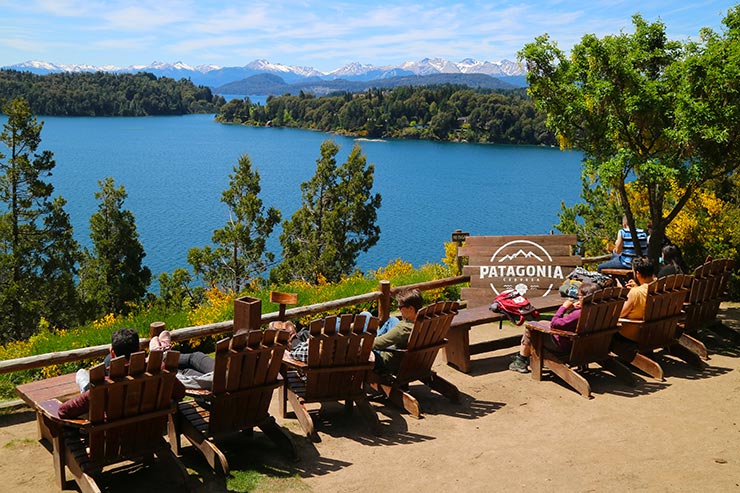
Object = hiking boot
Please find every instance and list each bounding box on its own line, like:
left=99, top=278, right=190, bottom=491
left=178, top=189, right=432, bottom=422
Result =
left=509, top=354, right=530, bottom=373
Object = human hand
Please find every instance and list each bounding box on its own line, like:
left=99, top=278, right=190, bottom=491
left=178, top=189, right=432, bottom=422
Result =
left=625, top=279, right=637, bottom=289
left=562, top=299, right=574, bottom=309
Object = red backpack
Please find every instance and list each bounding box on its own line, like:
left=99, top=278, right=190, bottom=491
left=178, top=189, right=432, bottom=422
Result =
left=489, top=289, right=540, bottom=325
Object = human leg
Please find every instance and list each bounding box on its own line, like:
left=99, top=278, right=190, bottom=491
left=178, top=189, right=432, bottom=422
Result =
left=597, top=254, right=625, bottom=272
left=179, top=351, right=214, bottom=374
left=509, top=330, right=532, bottom=373
left=377, top=317, right=400, bottom=337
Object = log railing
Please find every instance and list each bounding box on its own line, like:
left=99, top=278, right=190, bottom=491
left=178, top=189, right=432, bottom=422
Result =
left=0, top=276, right=468, bottom=376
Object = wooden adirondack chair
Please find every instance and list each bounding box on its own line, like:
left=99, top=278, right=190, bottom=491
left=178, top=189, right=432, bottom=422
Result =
left=524, top=287, right=635, bottom=398
left=366, top=301, right=461, bottom=418
left=679, top=258, right=736, bottom=358
left=172, top=329, right=296, bottom=475
left=615, top=274, right=702, bottom=380
left=280, top=313, right=381, bottom=442
left=37, top=350, right=188, bottom=493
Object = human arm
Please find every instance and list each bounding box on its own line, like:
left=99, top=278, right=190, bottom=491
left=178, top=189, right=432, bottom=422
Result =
left=550, top=305, right=581, bottom=332
left=57, top=391, right=90, bottom=419
left=613, top=229, right=624, bottom=254
left=373, top=320, right=412, bottom=350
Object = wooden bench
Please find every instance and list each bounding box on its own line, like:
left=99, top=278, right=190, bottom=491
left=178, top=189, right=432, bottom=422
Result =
left=443, top=234, right=581, bottom=373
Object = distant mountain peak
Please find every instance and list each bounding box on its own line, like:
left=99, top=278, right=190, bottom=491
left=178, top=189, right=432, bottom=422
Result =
left=2, top=56, right=527, bottom=89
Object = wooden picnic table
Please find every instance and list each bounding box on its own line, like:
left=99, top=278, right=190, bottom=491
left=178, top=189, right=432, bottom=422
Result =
left=15, top=372, right=79, bottom=443
left=444, top=295, right=565, bottom=373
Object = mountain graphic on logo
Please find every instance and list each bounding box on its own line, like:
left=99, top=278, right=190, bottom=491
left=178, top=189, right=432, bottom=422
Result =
left=496, top=249, right=544, bottom=263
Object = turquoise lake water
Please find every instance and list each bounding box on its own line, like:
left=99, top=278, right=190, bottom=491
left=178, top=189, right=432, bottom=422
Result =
left=2, top=114, right=584, bottom=286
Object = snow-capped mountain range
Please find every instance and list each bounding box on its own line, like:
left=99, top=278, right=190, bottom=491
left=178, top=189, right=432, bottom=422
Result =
left=4, top=57, right=525, bottom=88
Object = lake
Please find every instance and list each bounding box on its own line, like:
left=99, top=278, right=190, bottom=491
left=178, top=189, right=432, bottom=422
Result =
left=2, top=114, right=584, bottom=290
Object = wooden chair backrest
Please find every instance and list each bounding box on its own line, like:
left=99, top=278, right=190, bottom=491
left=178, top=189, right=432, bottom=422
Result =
left=303, top=313, right=379, bottom=402
left=396, top=301, right=459, bottom=384
left=87, top=349, right=179, bottom=466
left=458, top=234, right=581, bottom=307
left=209, top=329, right=290, bottom=434
left=637, top=274, right=693, bottom=351
left=568, top=287, right=628, bottom=366
left=684, top=259, right=735, bottom=330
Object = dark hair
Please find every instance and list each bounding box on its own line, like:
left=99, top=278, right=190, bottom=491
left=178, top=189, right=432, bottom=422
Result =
left=662, top=244, right=687, bottom=273
left=396, top=288, right=424, bottom=312
left=578, top=282, right=601, bottom=299
left=632, top=257, right=655, bottom=278
left=111, top=328, right=140, bottom=359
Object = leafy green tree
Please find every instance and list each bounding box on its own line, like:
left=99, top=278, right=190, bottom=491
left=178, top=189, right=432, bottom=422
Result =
left=272, top=140, right=381, bottom=284
left=0, top=97, right=80, bottom=341
left=519, top=9, right=740, bottom=260
left=158, top=267, right=202, bottom=310
left=78, top=177, right=151, bottom=318
left=188, top=154, right=281, bottom=292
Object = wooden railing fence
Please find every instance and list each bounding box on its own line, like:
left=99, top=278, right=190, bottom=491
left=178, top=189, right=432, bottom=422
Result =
left=0, top=276, right=467, bottom=376
left=0, top=253, right=608, bottom=377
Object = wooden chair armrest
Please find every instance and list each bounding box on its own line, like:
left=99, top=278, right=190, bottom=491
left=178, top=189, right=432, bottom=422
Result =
left=282, top=354, right=309, bottom=370
left=524, top=321, right=575, bottom=338
left=618, top=318, right=644, bottom=326
left=184, top=388, right=213, bottom=398
left=37, top=399, right=88, bottom=429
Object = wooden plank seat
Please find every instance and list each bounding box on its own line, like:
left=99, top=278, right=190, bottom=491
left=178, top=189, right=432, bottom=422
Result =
left=172, top=329, right=297, bottom=475
left=36, top=350, right=188, bottom=493
left=445, top=234, right=583, bottom=372
left=614, top=274, right=703, bottom=380
left=679, top=258, right=736, bottom=358
left=280, top=313, right=381, bottom=442
left=366, top=301, right=461, bottom=418
left=525, top=287, right=635, bottom=398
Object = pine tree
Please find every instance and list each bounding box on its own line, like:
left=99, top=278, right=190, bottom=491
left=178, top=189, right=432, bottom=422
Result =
left=188, top=154, right=281, bottom=292
left=272, top=140, right=381, bottom=284
left=78, top=177, right=151, bottom=317
left=0, top=97, right=80, bottom=341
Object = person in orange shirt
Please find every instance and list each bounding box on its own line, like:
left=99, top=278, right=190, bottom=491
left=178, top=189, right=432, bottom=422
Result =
left=617, top=257, right=656, bottom=342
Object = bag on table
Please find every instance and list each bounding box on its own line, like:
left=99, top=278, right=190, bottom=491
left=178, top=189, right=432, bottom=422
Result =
left=559, top=279, right=582, bottom=299
left=489, top=289, right=540, bottom=326
left=567, top=266, right=613, bottom=289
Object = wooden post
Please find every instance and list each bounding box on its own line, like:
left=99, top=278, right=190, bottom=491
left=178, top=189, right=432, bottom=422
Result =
left=379, top=280, right=391, bottom=323
left=270, top=292, right=299, bottom=321
left=451, top=229, right=470, bottom=275
left=233, top=296, right=262, bottom=335
left=149, top=321, right=166, bottom=338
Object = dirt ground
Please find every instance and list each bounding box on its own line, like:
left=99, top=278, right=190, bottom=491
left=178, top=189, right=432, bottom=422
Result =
left=2, top=304, right=739, bottom=493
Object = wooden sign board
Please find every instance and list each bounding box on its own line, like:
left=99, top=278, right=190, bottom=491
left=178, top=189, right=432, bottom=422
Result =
left=458, top=234, right=582, bottom=307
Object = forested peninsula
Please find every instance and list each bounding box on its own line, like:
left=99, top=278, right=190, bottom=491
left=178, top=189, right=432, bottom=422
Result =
left=0, top=69, right=225, bottom=116
left=217, top=85, right=556, bottom=145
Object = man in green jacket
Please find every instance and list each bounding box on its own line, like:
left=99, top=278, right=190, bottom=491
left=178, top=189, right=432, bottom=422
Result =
left=373, top=288, right=424, bottom=373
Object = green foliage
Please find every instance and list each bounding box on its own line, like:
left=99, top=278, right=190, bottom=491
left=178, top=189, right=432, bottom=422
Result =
left=0, top=97, right=80, bottom=342
left=158, top=268, right=204, bottom=310
left=522, top=9, right=740, bottom=261
left=217, top=85, right=555, bottom=145
left=0, top=70, right=225, bottom=116
left=188, top=154, right=281, bottom=292
left=271, top=140, right=381, bottom=284
left=77, top=177, right=151, bottom=319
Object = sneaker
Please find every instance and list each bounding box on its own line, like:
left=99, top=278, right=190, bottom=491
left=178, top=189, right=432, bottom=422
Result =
left=509, top=354, right=530, bottom=373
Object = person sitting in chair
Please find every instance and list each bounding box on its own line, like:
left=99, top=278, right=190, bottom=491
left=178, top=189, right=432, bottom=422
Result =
left=149, top=330, right=215, bottom=390
left=59, top=328, right=186, bottom=419
left=509, top=282, right=601, bottom=373
left=612, top=257, right=655, bottom=354
left=372, top=288, right=424, bottom=374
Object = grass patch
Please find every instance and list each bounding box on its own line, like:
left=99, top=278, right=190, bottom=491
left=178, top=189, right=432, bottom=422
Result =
left=3, top=437, right=35, bottom=448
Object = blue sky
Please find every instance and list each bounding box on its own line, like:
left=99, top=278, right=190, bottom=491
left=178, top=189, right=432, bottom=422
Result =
left=0, top=0, right=735, bottom=71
